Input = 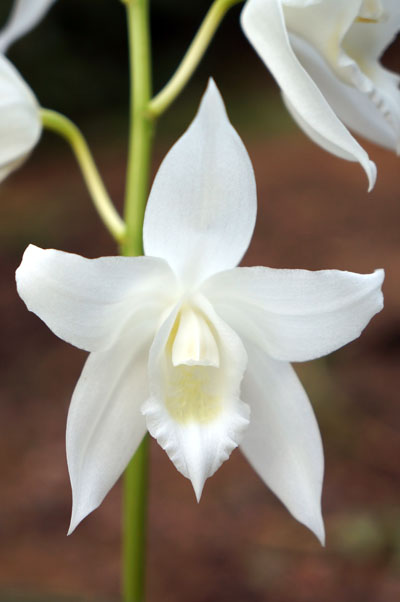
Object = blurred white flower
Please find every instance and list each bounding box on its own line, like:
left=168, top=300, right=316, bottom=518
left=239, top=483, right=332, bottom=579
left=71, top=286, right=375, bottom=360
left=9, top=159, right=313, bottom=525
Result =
left=16, top=81, right=384, bottom=542
left=0, top=0, right=55, bottom=181
left=0, top=0, right=56, bottom=54
left=241, top=0, right=400, bottom=189
left=0, top=57, right=41, bottom=181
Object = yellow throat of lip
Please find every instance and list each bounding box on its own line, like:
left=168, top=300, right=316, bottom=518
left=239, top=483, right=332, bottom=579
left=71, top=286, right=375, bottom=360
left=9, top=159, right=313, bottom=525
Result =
left=165, top=365, right=221, bottom=424
left=164, top=306, right=223, bottom=425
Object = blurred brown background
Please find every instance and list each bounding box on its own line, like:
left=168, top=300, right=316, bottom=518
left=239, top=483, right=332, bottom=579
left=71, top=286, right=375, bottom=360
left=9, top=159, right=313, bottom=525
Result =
left=1, top=1, right=400, bottom=601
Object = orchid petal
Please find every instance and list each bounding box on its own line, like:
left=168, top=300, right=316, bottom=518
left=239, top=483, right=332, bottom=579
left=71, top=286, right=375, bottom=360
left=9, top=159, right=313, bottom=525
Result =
left=286, top=35, right=397, bottom=152
left=143, top=79, right=257, bottom=287
left=240, top=0, right=376, bottom=189
left=16, top=245, right=178, bottom=353
left=67, top=323, right=152, bottom=534
left=240, top=342, right=324, bottom=543
left=281, top=1, right=400, bottom=151
left=0, top=0, right=56, bottom=54
left=344, top=0, right=400, bottom=62
left=282, top=0, right=366, bottom=88
left=202, top=267, right=384, bottom=362
left=342, top=9, right=400, bottom=150
left=142, top=295, right=249, bottom=501
left=282, top=90, right=369, bottom=160
left=0, top=55, right=40, bottom=181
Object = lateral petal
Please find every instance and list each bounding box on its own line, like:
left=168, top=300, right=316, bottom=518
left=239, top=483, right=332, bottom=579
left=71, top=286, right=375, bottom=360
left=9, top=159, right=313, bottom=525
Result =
left=202, top=266, right=384, bottom=362
left=240, top=0, right=376, bottom=189
left=240, top=341, right=325, bottom=543
left=67, top=317, right=153, bottom=533
left=142, top=295, right=249, bottom=500
left=0, top=0, right=56, bottom=53
left=16, top=245, right=178, bottom=352
left=143, top=79, right=257, bottom=287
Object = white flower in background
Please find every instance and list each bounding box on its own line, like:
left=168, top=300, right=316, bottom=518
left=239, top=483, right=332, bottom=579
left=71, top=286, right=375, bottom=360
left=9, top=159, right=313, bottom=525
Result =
left=16, top=81, right=384, bottom=542
left=0, top=58, right=41, bottom=181
left=241, top=0, right=400, bottom=189
left=0, top=0, right=56, bottom=54
left=0, top=0, right=56, bottom=181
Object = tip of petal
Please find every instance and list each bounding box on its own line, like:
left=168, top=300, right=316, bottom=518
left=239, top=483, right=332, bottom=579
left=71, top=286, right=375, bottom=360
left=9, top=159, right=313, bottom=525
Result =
left=67, top=524, right=75, bottom=536
left=67, top=507, right=87, bottom=536
left=205, top=77, right=218, bottom=94
left=313, top=516, right=326, bottom=547
left=191, top=474, right=206, bottom=503
left=198, top=77, right=227, bottom=120
left=374, top=267, right=385, bottom=285
left=183, top=452, right=208, bottom=503
left=67, top=496, right=102, bottom=536
left=67, top=518, right=78, bottom=536
left=367, top=160, right=377, bottom=192
left=299, top=508, right=326, bottom=546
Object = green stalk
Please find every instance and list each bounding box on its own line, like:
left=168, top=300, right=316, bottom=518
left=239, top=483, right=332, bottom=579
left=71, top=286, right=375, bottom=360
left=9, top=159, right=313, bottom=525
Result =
left=121, top=1, right=153, bottom=601
left=148, top=0, right=244, bottom=118
left=122, top=0, right=154, bottom=257
left=40, top=109, right=125, bottom=243
left=123, top=437, right=149, bottom=602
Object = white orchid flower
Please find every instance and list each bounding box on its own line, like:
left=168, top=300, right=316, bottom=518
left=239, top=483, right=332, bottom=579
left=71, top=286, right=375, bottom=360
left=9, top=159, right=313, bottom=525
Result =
left=0, top=56, right=41, bottom=182
left=0, top=0, right=55, bottom=181
left=16, top=81, right=384, bottom=542
left=241, top=0, right=400, bottom=189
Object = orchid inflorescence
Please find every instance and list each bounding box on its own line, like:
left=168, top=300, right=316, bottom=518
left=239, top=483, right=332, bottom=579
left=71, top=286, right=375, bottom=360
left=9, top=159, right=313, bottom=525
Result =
left=3, top=0, right=398, bottom=599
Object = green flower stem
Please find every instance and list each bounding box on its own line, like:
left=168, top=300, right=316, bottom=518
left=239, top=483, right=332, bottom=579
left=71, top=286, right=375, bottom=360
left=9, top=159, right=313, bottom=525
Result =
left=122, top=0, right=154, bottom=257
left=121, top=1, right=153, bottom=601
left=148, top=0, right=244, bottom=118
left=40, top=109, right=126, bottom=243
left=123, top=436, right=149, bottom=602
